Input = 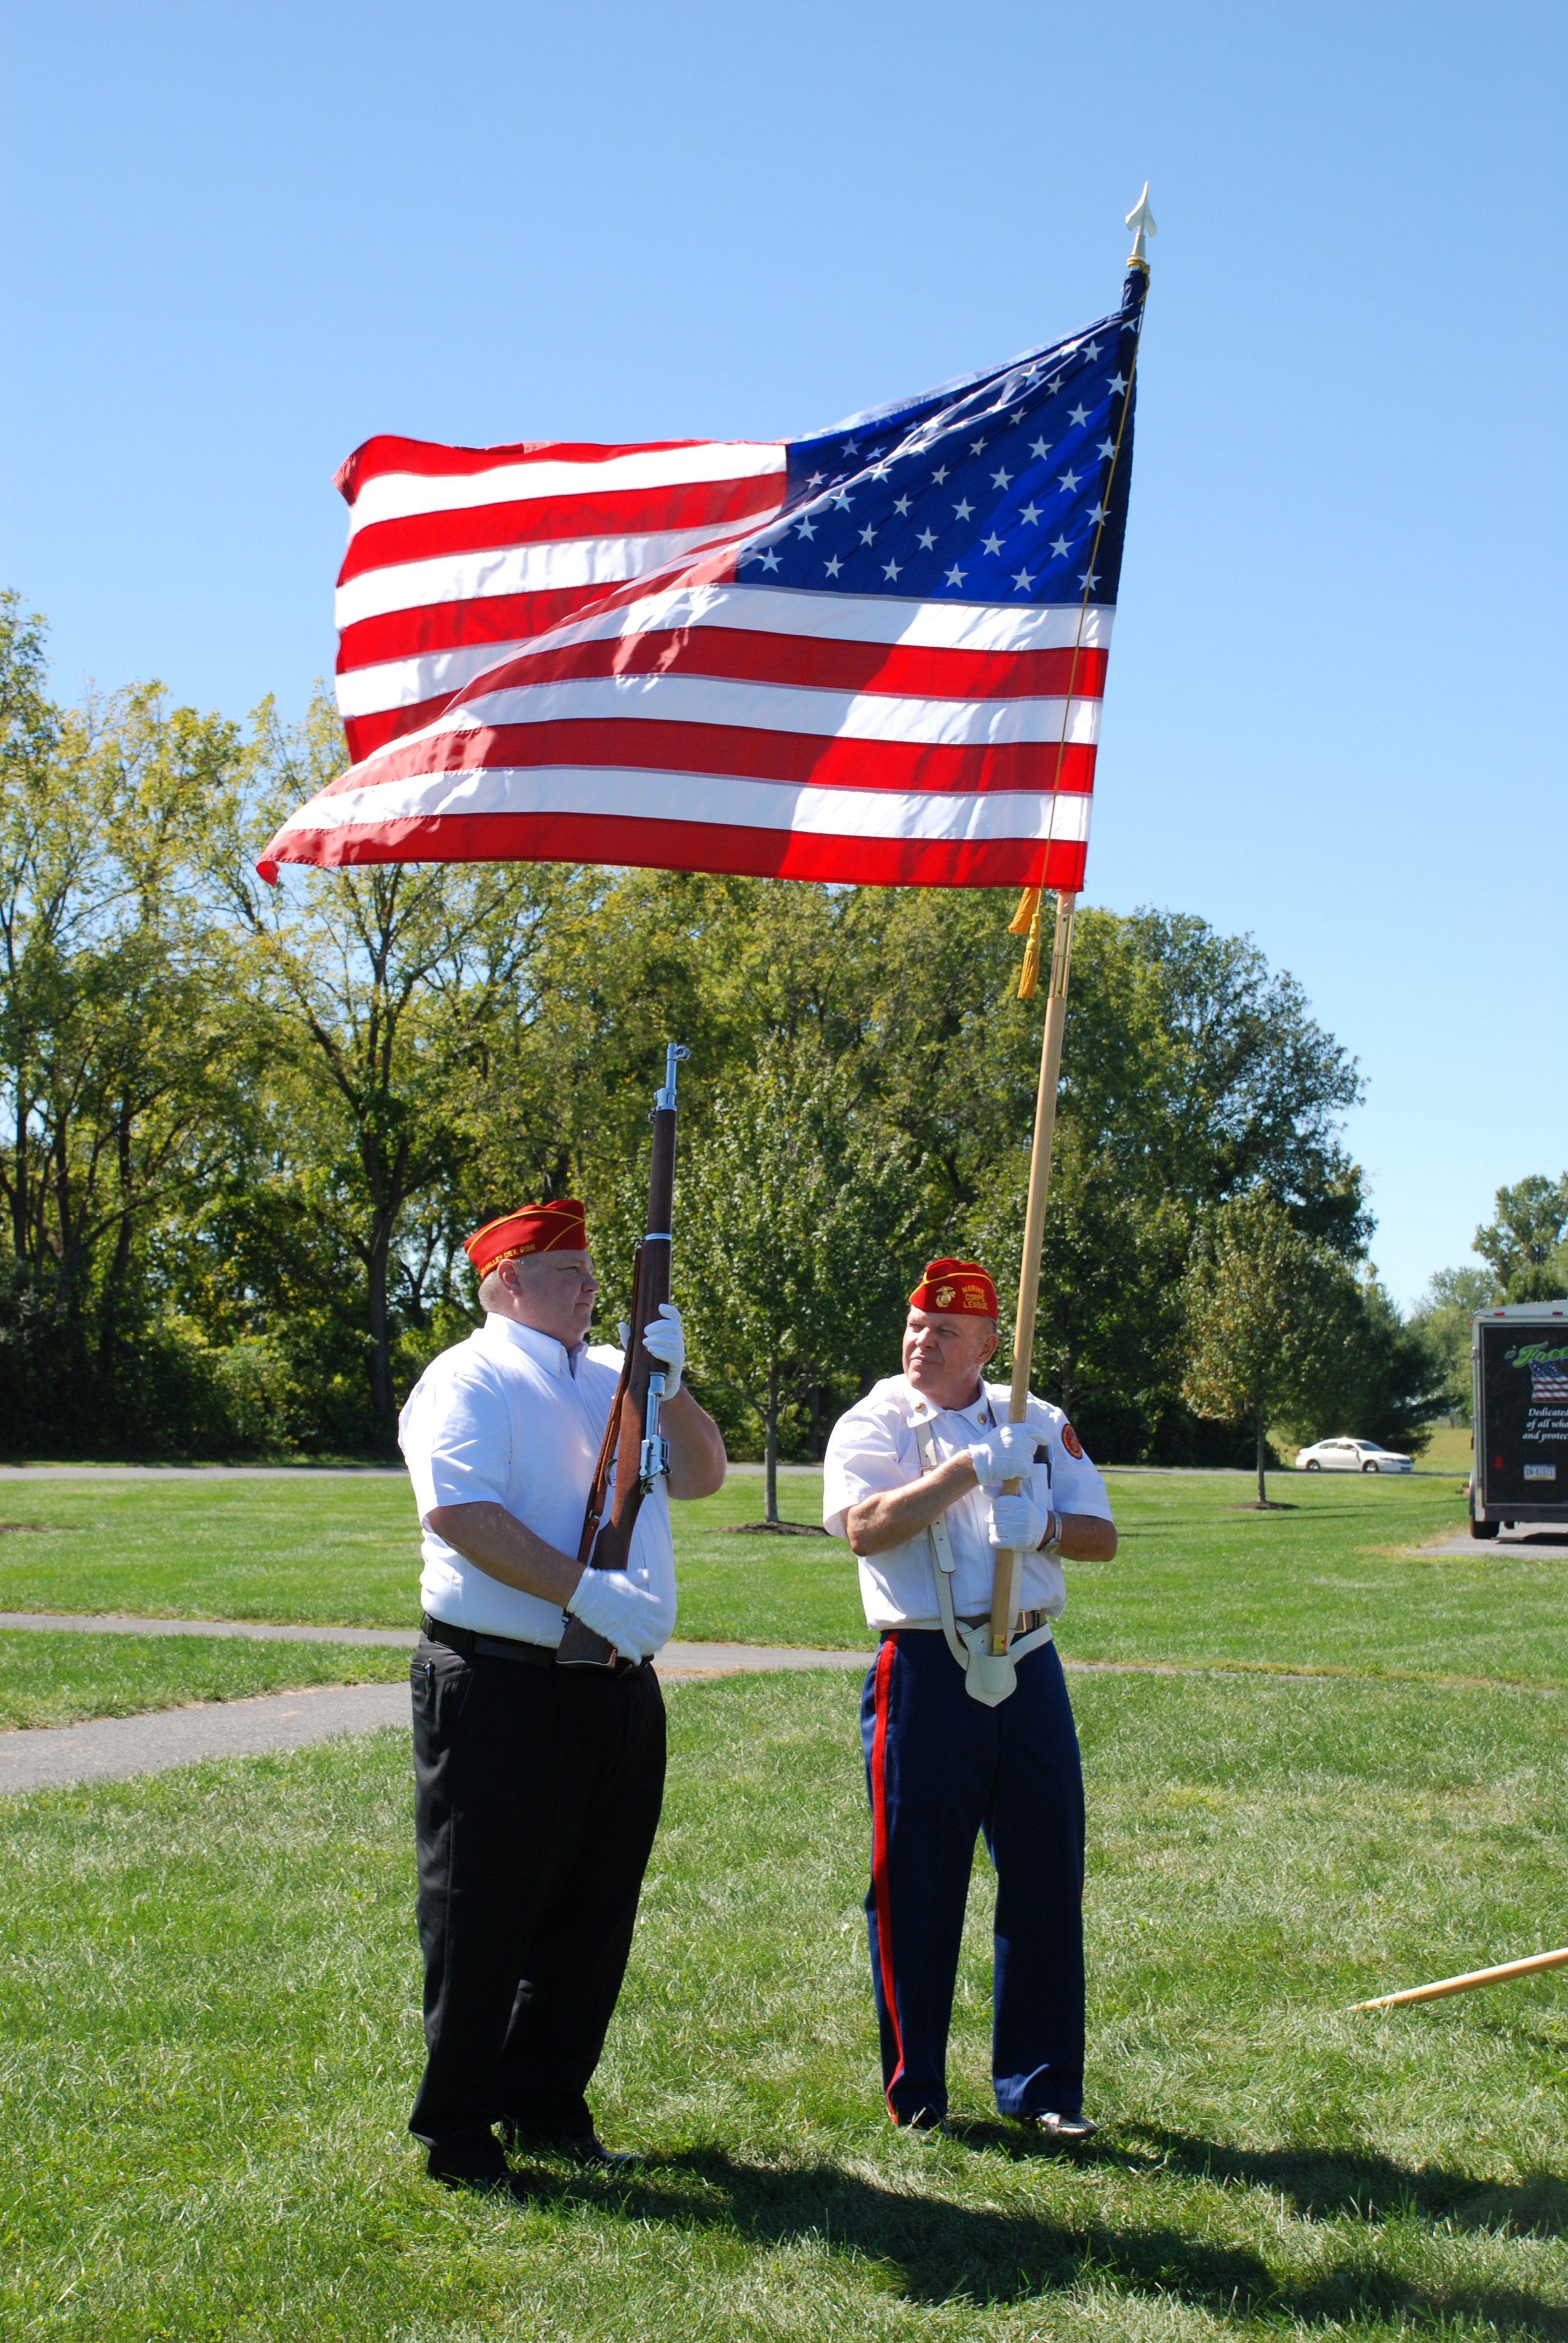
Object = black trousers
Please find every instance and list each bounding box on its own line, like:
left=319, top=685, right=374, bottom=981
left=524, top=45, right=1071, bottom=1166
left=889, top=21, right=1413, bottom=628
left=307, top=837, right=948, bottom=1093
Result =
left=408, top=1632, right=667, bottom=2150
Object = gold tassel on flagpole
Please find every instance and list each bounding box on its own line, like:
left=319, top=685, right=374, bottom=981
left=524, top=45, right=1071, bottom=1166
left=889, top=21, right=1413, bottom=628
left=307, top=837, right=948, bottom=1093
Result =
left=1009, top=886, right=1043, bottom=1000
left=1018, top=900, right=1044, bottom=1001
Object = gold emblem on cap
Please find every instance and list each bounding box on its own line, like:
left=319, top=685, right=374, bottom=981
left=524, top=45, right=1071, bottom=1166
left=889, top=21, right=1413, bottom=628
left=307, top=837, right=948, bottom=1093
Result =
left=934, top=1283, right=955, bottom=1309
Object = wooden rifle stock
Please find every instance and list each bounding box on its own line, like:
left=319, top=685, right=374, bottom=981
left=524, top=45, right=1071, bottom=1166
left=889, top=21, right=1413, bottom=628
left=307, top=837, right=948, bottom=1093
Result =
left=558, top=1045, right=687, bottom=1667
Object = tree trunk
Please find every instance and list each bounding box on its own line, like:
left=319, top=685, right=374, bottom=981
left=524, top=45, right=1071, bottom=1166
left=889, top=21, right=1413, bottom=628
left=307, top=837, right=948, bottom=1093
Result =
left=1255, top=1409, right=1268, bottom=1507
left=764, top=1359, right=780, bottom=1526
left=366, top=1226, right=396, bottom=1455
left=97, top=1103, right=137, bottom=1391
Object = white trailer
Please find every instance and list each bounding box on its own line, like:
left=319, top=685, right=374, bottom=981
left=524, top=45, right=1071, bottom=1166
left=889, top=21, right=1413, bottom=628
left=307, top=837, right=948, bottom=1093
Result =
left=1469, top=1299, right=1568, bottom=1539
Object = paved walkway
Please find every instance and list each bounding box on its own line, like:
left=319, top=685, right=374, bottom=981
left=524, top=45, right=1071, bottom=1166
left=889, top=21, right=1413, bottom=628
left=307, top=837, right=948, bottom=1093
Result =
left=1420, top=1528, right=1568, bottom=1556
left=0, top=1682, right=415, bottom=1791
left=11, top=1515, right=1565, bottom=1793
left=0, top=1628, right=872, bottom=1795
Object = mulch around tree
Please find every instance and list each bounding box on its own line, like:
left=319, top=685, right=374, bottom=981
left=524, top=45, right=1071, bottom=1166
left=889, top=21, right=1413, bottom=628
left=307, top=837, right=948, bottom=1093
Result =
left=720, top=1522, right=832, bottom=1537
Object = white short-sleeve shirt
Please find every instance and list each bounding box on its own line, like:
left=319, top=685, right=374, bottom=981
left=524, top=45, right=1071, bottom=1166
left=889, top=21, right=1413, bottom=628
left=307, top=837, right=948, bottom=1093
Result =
left=822, top=1373, right=1113, bottom=1630
left=397, top=1315, right=677, bottom=1649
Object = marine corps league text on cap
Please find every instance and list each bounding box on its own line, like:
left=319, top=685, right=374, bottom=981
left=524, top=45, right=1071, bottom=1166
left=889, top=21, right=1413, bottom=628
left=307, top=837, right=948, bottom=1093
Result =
left=909, top=1258, right=999, bottom=1317
left=464, top=1200, right=588, bottom=1275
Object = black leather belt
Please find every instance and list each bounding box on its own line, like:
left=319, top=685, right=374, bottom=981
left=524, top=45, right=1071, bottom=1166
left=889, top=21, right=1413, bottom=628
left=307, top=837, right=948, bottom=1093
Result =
left=420, top=1613, right=646, bottom=1676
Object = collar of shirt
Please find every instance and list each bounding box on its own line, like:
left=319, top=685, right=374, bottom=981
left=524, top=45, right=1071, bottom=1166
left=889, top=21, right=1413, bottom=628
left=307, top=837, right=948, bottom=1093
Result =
left=474, top=1314, right=586, bottom=1379
left=901, top=1374, right=995, bottom=1432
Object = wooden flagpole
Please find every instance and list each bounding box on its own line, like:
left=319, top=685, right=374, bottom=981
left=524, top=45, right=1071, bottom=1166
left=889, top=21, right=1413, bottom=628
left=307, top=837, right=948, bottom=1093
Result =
left=986, top=186, right=1155, bottom=1657
left=989, top=892, right=1076, bottom=1650
left=1349, top=1945, right=1568, bottom=2012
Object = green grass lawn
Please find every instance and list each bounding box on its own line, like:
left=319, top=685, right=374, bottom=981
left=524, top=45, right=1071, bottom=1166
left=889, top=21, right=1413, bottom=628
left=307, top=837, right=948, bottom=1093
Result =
left=3, top=1664, right=1566, bottom=2340
left=0, top=1629, right=410, bottom=1731
left=0, top=1480, right=421, bottom=1627
left=1412, top=1423, right=1475, bottom=1475
left=0, top=1469, right=1531, bottom=1696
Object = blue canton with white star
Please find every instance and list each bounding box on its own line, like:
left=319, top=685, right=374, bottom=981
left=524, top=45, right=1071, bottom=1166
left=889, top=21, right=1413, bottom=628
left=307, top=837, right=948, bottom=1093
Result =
left=738, top=270, right=1144, bottom=607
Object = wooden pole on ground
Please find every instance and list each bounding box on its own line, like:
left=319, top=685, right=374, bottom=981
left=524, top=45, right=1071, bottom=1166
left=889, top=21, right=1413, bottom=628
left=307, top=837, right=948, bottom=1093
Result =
left=1349, top=1946, right=1568, bottom=2011
left=988, top=890, right=1076, bottom=1655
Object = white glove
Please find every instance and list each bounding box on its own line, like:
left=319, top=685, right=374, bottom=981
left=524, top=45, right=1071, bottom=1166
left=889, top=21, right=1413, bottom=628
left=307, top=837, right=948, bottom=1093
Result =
left=967, top=1420, right=1037, bottom=1488
left=564, top=1568, right=665, bottom=1662
left=988, top=1492, right=1056, bottom=1553
left=638, top=1302, right=685, bottom=1397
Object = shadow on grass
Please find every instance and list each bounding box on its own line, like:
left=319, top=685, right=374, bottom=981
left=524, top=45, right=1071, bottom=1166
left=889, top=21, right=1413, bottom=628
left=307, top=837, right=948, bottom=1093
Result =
left=502, top=2140, right=1568, bottom=2332
left=1118, top=2125, right=1568, bottom=2238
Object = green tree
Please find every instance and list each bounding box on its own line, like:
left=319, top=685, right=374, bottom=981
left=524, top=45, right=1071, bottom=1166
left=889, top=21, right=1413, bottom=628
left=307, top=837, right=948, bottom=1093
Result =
left=1332, top=1275, right=1451, bottom=1455
left=223, top=693, right=568, bottom=1452
left=856, top=893, right=1370, bottom=1460
left=0, top=597, right=260, bottom=1448
left=1180, top=1187, right=1364, bottom=1504
left=675, top=1037, right=921, bottom=1521
left=1121, top=911, right=1369, bottom=1253
left=1409, top=1265, right=1498, bottom=1425
left=965, top=1118, right=1192, bottom=1458
left=1, top=601, right=1394, bottom=1466
left=1475, top=1174, right=1568, bottom=1303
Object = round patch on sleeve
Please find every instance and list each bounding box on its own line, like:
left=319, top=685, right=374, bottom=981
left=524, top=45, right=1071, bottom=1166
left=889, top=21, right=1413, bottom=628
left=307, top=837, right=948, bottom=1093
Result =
left=1061, top=1422, right=1084, bottom=1458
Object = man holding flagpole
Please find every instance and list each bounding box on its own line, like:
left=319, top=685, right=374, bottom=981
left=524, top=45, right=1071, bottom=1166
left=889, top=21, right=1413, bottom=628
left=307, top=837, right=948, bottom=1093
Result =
left=823, top=1257, right=1116, bottom=2136
left=260, top=187, right=1152, bottom=2144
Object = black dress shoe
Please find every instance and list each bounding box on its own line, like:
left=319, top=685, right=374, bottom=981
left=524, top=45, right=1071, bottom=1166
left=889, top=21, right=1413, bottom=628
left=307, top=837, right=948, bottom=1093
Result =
left=503, top=2122, right=641, bottom=2167
left=426, top=2138, right=514, bottom=2191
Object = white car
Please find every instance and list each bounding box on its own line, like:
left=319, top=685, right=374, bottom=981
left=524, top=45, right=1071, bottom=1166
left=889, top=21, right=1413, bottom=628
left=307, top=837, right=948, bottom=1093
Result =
left=1296, top=1437, right=1414, bottom=1474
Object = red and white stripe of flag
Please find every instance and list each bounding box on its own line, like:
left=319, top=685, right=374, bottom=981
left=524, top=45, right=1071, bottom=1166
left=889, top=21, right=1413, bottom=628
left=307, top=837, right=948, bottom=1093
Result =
left=261, top=434, right=1110, bottom=890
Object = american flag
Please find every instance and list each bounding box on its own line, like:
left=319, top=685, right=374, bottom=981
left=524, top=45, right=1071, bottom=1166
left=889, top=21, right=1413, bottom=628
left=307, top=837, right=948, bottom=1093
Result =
left=259, top=270, right=1145, bottom=890
left=1529, top=1358, right=1568, bottom=1401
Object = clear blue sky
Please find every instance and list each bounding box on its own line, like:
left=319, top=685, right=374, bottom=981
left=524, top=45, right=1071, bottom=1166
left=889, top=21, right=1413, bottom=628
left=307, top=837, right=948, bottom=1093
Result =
left=3, top=0, right=1563, bottom=1305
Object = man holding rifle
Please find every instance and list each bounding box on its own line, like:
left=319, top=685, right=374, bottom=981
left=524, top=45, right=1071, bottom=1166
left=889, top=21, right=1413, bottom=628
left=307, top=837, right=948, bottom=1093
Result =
left=822, top=1257, right=1116, bottom=2140
left=398, top=1189, right=725, bottom=2191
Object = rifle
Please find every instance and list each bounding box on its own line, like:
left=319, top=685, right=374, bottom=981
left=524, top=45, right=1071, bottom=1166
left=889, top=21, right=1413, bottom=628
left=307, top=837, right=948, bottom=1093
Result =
left=558, top=1042, right=690, bottom=1667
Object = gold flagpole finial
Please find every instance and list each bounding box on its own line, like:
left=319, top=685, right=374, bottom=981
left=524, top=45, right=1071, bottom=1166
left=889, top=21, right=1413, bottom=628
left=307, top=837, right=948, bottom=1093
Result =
left=1125, top=182, right=1157, bottom=271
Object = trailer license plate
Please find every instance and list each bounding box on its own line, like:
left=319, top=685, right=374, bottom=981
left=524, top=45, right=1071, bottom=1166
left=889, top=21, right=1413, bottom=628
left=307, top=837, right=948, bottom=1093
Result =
left=1523, top=1464, right=1557, bottom=1481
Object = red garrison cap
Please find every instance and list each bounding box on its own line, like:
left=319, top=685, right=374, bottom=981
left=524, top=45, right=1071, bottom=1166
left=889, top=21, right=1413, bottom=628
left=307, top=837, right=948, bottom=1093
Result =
left=909, top=1257, right=999, bottom=1318
left=464, top=1199, right=588, bottom=1277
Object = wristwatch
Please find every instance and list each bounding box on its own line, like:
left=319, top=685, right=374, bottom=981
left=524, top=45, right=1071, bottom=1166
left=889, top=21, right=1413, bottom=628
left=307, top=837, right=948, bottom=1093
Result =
left=1039, top=1510, right=1062, bottom=1554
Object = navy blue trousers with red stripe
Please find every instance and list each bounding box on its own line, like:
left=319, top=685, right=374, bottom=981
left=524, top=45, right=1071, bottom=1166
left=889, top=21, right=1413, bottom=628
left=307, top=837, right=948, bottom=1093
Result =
left=861, top=1628, right=1086, bottom=2126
